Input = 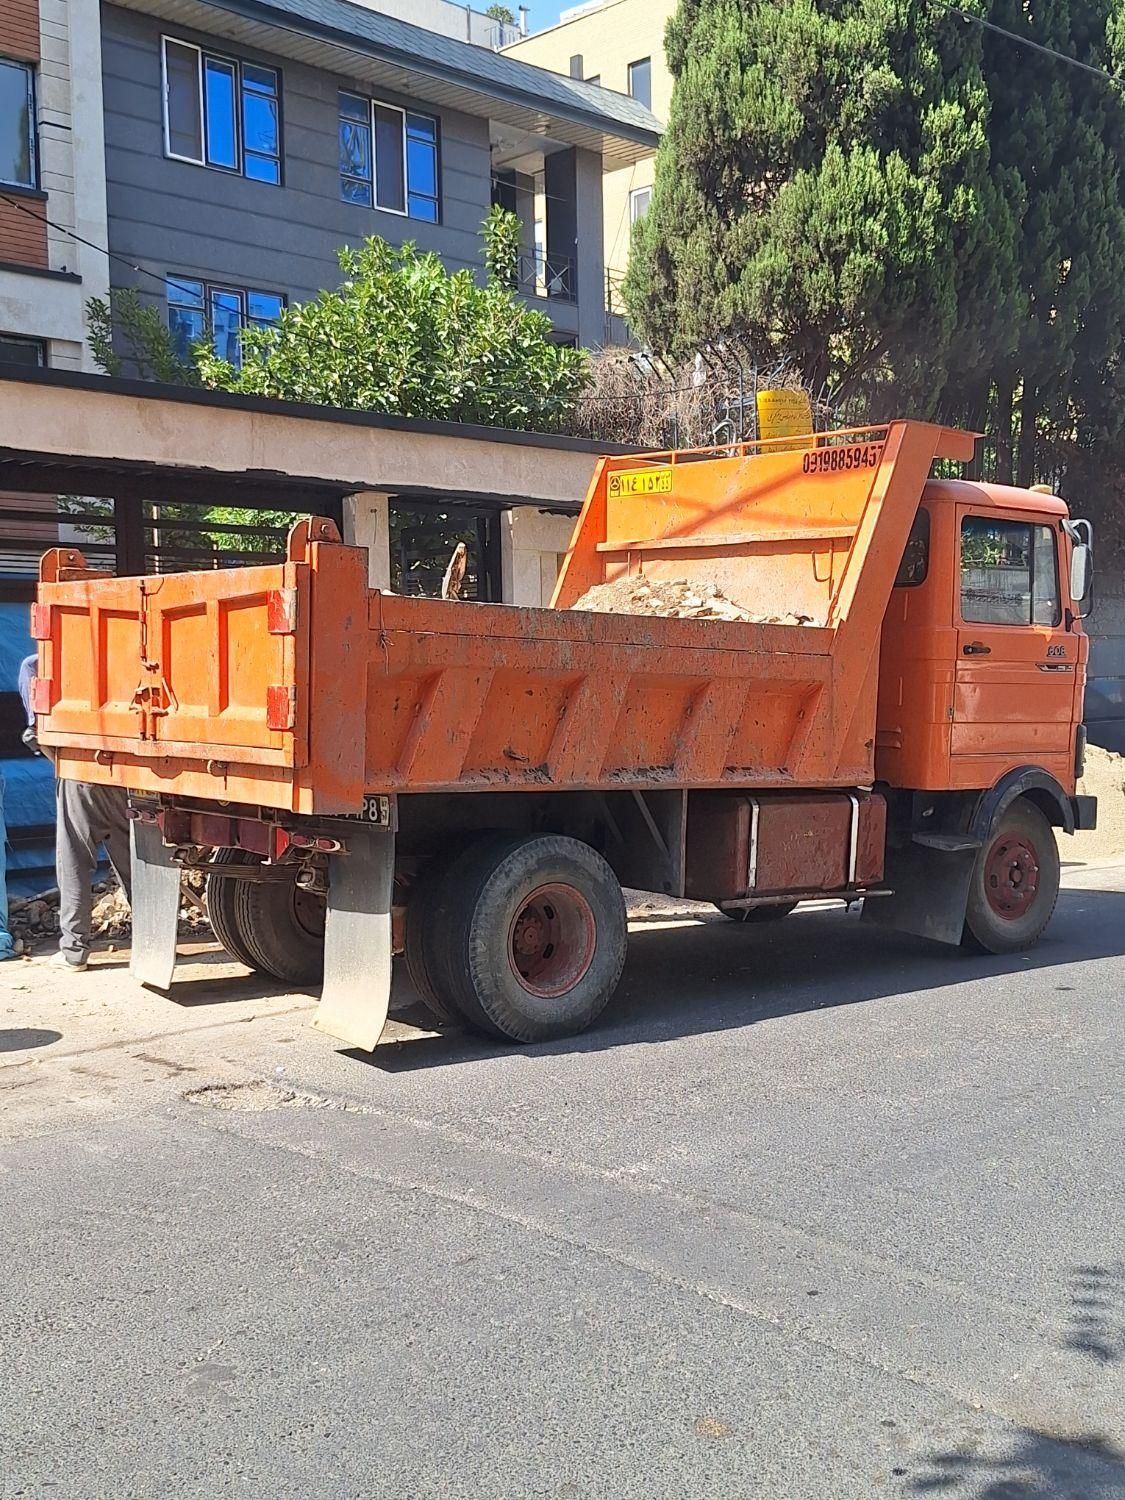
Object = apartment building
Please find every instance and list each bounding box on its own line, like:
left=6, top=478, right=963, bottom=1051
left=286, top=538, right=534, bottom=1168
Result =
left=100, top=0, right=660, bottom=354
left=504, top=0, right=674, bottom=310
left=0, top=0, right=110, bottom=372
left=354, top=0, right=529, bottom=49
left=0, top=0, right=111, bottom=574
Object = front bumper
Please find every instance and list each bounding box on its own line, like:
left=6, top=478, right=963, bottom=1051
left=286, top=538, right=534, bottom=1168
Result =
left=1071, top=795, right=1098, bottom=831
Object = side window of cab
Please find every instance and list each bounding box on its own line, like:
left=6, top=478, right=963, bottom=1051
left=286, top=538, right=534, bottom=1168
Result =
left=894, top=508, right=930, bottom=587
left=960, top=516, right=1060, bottom=626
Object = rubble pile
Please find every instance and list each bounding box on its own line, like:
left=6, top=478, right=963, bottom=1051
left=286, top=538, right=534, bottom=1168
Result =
left=7, top=871, right=211, bottom=955
left=570, top=576, right=814, bottom=626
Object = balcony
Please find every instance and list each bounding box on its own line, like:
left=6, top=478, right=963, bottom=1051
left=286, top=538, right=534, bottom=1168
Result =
left=517, top=250, right=577, bottom=304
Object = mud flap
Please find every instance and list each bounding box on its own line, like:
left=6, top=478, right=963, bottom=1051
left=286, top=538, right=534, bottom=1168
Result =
left=315, top=827, right=395, bottom=1051
left=861, top=840, right=978, bottom=947
left=129, top=818, right=181, bottom=990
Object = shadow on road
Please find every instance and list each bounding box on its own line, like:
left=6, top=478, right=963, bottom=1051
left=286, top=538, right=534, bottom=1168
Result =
left=904, top=1426, right=1125, bottom=1497
left=0, top=1028, right=62, bottom=1054
left=360, top=882, right=1125, bottom=1073
left=1062, top=1264, right=1125, bottom=1367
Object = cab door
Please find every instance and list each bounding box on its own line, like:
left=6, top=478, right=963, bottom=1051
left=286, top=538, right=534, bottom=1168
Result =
left=951, top=509, right=1075, bottom=786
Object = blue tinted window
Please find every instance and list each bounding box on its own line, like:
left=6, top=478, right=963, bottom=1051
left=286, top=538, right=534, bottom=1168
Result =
left=341, top=97, right=438, bottom=220
left=406, top=113, right=439, bottom=220
left=209, top=289, right=243, bottom=365
left=407, top=134, right=437, bottom=198
left=247, top=290, right=284, bottom=327
left=339, top=92, right=372, bottom=205
left=166, top=277, right=206, bottom=358
left=241, top=66, right=279, bottom=182
left=204, top=57, right=237, bottom=168
left=167, top=278, right=285, bottom=367
left=161, top=38, right=280, bottom=183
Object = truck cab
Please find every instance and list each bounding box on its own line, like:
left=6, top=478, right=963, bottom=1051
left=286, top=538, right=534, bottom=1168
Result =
left=878, top=480, right=1091, bottom=795
left=870, top=478, right=1096, bottom=954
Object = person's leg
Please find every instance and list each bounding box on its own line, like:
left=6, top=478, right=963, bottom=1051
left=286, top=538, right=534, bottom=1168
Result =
left=92, top=786, right=133, bottom=904
left=0, top=775, right=16, bottom=960
left=56, top=779, right=100, bottom=965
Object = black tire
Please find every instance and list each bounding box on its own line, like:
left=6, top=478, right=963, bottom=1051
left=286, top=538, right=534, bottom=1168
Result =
left=231, top=869, right=325, bottom=986
left=717, top=901, right=798, bottom=924
left=429, top=834, right=627, bottom=1044
left=963, top=799, right=1060, bottom=955
left=403, top=856, right=460, bottom=1025
left=206, top=849, right=265, bottom=971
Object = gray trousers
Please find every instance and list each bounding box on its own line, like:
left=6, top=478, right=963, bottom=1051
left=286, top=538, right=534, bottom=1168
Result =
left=56, top=780, right=132, bottom=960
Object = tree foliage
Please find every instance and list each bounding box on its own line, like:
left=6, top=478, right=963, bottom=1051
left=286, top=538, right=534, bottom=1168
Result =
left=625, top=0, right=1125, bottom=485
left=196, top=225, right=587, bottom=431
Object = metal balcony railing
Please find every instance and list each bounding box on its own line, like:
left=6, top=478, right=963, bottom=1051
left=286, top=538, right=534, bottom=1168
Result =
left=516, top=250, right=576, bottom=304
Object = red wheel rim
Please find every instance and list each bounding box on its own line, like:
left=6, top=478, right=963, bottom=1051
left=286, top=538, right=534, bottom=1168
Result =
left=983, top=834, right=1040, bottom=920
left=507, top=883, right=596, bottom=998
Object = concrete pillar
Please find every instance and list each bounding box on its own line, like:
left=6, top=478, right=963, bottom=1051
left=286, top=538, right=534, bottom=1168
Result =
left=544, top=148, right=578, bottom=301
left=343, top=490, right=391, bottom=590
left=573, top=148, right=606, bottom=349
left=500, top=508, right=578, bottom=605
left=544, top=146, right=607, bottom=348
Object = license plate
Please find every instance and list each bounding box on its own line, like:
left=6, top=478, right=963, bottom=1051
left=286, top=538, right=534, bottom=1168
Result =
left=608, top=467, right=673, bottom=498
left=335, top=794, right=392, bottom=827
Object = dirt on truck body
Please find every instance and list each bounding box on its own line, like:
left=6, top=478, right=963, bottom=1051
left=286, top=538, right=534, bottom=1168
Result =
left=31, top=420, right=1096, bottom=1050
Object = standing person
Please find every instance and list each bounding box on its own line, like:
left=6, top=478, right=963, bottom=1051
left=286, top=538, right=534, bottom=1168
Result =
left=0, top=768, right=15, bottom=962
left=18, top=653, right=132, bottom=971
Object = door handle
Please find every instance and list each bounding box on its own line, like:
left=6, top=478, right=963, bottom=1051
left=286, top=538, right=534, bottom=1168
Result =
left=962, top=642, right=991, bottom=656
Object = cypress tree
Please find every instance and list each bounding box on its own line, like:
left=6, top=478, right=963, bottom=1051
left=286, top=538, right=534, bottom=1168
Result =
left=624, top=0, right=1022, bottom=416
left=981, top=0, right=1125, bottom=481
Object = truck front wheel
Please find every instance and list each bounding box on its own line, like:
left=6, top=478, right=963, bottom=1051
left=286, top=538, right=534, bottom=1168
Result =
left=963, top=799, right=1060, bottom=955
left=430, top=834, right=627, bottom=1044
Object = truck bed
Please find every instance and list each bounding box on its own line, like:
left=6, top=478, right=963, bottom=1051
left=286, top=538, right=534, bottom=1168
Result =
left=33, top=422, right=974, bottom=813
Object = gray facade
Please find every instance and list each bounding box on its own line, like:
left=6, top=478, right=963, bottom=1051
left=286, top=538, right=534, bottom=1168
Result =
left=99, top=1, right=645, bottom=348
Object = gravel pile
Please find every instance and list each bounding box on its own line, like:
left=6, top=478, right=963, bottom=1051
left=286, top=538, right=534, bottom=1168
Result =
left=1072, top=743, right=1125, bottom=864
left=570, top=576, right=813, bottom=625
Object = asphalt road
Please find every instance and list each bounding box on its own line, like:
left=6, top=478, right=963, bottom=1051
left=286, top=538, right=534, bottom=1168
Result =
left=1, top=866, right=1123, bottom=1499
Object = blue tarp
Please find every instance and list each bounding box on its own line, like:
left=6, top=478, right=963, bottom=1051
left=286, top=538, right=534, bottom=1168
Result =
left=1, top=594, right=56, bottom=897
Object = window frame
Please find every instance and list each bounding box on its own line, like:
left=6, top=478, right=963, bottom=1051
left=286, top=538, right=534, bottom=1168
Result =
left=0, top=331, right=47, bottom=367
left=627, top=56, right=652, bottom=110
left=338, top=90, right=441, bottom=223
left=166, top=274, right=286, bottom=369
left=629, top=185, right=652, bottom=224
left=894, top=506, right=930, bottom=589
left=161, top=36, right=281, bottom=184
left=0, top=56, right=38, bottom=190
left=958, top=513, right=1062, bottom=629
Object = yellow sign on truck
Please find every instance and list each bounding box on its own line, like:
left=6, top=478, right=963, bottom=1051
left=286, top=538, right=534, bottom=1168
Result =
left=756, top=388, right=814, bottom=451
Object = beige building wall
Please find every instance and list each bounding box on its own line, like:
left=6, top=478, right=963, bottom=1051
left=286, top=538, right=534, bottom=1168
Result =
left=505, top=0, right=674, bottom=303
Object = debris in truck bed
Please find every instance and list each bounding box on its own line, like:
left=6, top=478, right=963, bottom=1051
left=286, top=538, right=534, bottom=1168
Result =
left=569, top=576, right=813, bottom=626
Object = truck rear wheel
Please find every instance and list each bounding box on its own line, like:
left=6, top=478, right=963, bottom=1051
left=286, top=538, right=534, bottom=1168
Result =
left=430, top=834, right=627, bottom=1044
left=963, top=800, right=1060, bottom=955
left=206, top=850, right=265, bottom=971
left=403, top=857, right=460, bottom=1026
left=231, top=869, right=325, bottom=986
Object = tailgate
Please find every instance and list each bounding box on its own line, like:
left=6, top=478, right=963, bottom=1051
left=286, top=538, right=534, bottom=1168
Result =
left=36, top=557, right=310, bottom=767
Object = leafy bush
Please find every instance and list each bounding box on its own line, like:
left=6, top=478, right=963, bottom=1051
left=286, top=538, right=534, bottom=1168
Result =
left=196, top=230, right=586, bottom=431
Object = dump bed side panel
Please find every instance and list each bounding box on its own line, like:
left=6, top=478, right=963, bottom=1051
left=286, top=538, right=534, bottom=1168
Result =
left=363, top=594, right=843, bottom=793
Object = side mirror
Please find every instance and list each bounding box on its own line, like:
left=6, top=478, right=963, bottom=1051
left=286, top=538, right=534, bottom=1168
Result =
left=1070, top=544, right=1092, bottom=612
left=1064, top=518, right=1094, bottom=617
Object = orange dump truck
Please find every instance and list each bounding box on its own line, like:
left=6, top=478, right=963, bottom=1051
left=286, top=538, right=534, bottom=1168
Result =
left=31, top=420, right=1096, bottom=1049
